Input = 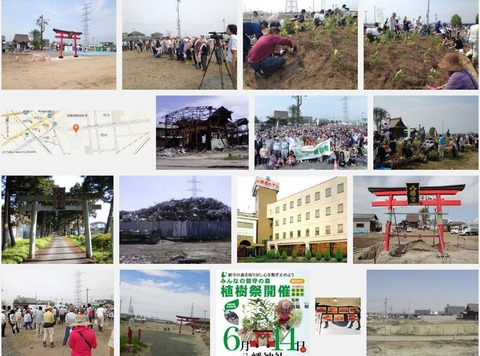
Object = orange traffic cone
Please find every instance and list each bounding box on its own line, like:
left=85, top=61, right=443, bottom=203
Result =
left=333, top=159, right=339, bottom=170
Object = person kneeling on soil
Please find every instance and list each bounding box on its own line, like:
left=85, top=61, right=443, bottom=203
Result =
left=247, top=27, right=295, bottom=79
left=427, top=53, right=478, bottom=90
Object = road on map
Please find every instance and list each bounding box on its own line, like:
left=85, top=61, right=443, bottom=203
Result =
left=22, top=236, right=93, bottom=264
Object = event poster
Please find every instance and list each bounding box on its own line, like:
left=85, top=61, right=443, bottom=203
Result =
left=216, top=270, right=309, bottom=355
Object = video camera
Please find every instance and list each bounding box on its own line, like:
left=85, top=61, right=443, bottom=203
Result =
left=209, top=31, right=226, bottom=40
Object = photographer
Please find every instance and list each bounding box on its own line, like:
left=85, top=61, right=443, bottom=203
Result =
left=226, top=24, right=237, bottom=88
left=247, top=27, right=294, bottom=79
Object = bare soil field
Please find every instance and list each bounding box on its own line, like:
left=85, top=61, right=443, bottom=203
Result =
left=2, top=52, right=116, bottom=90
left=244, top=24, right=357, bottom=89
left=2, top=322, right=112, bottom=356
left=368, top=339, right=478, bottom=356
left=354, top=231, right=478, bottom=264
left=122, top=50, right=235, bottom=90
left=120, top=240, right=231, bottom=264
left=156, top=148, right=248, bottom=170
left=364, top=32, right=477, bottom=89
left=121, top=321, right=209, bottom=356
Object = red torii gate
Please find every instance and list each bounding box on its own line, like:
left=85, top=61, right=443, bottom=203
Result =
left=369, top=184, right=464, bottom=255
left=53, top=28, right=82, bottom=59
left=176, top=315, right=199, bottom=334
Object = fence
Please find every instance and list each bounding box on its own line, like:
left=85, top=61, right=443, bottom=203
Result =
left=120, top=220, right=231, bottom=239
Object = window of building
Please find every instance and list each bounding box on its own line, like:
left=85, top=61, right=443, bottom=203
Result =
left=275, top=206, right=280, bottom=213
left=297, top=214, right=301, bottom=222
left=283, top=218, right=286, bottom=225
left=306, top=228, right=310, bottom=237
left=337, top=183, right=344, bottom=193
left=237, top=221, right=254, bottom=229
left=283, top=232, right=286, bottom=239
left=338, top=224, right=344, bottom=233
left=275, top=220, right=279, bottom=226
left=315, top=227, right=320, bottom=236
left=290, top=231, right=293, bottom=238
left=275, top=233, right=279, bottom=239
left=325, top=187, right=331, bottom=197
left=326, top=207, right=331, bottom=216
left=305, top=195, right=310, bottom=204
left=297, top=230, right=301, bottom=238
left=315, top=191, right=320, bottom=201
left=290, top=201, right=294, bottom=209
left=290, top=216, right=293, bottom=223
left=356, top=223, right=365, bottom=228
left=315, top=209, right=320, bottom=218
left=326, top=226, right=331, bottom=234
left=283, top=203, right=287, bottom=211
left=338, top=203, right=344, bottom=214
left=297, top=198, right=302, bottom=207
left=306, top=212, right=310, bottom=220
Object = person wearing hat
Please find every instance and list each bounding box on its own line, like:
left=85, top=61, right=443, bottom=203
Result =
left=243, top=20, right=268, bottom=55
left=68, top=313, right=97, bottom=356
left=432, top=52, right=478, bottom=90
left=43, top=305, right=55, bottom=347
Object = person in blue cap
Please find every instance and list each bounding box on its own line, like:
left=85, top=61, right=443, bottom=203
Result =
left=243, top=20, right=269, bottom=55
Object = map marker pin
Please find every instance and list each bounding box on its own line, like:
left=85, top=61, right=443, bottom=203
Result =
left=73, top=124, right=80, bottom=133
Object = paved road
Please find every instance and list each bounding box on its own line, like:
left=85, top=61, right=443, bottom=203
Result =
left=368, top=335, right=478, bottom=342
left=22, top=236, right=93, bottom=264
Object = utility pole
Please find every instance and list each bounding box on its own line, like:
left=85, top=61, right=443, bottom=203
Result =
left=176, top=0, right=181, bottom=38
left=86, top=288, right=90, bottom=305
left=37, top=15, right=49, bottom=49
left=426, top=0, right=430, bottom=26
left=365, top=11, right=368, bottom=24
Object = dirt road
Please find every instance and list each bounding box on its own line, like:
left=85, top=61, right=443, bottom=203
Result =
left=157, top=151, right=248, bottom=170
left=22, top=236, right=92, bottom=264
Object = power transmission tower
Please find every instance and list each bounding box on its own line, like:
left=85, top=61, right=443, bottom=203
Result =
left=176, top=0, right=182, bottom=38
left=128, top=297, right=134, bottom=314
left=74, top=271, right=83, bottom=306
left=187, top=176, right=202, bottom=198
left=82, top=2, right=91, bottom=48
left=285, top=0, right=298, bottom=13
left=342, top=96, right=350, bottom=122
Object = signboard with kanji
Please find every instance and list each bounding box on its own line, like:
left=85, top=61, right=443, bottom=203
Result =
left=406, top=183, right=420, bottom=205
left=53, top=187, right=66, bottom=210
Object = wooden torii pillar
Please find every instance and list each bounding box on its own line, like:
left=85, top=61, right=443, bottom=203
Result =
left=18, top=189, right=102, bottom=260
left=176, top=315, right=199, bottom=335
left=369, top=184, right=464, bottom=256
left=53, top=28, right=82, bottom=58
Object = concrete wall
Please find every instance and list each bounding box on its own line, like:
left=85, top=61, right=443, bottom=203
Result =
left=120, top=220, right=231, bottom=238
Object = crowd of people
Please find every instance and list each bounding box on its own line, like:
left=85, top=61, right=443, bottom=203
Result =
left=2, top=303, right=114, bottom=354
left=254, top=122, right=367, bottom=170
left=244, top=6, right=356, bottom=79
left=374, top=124, right=478, bottom=169
left=123, top=25, right=238, bottom=85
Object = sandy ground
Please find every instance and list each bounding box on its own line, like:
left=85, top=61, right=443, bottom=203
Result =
left=354, top=231, right=478, bottom=264
left=122, top=50, right=235, bottom=90
left=2, top=322, right=113, bottom=356
left=367, top=319, right=478, bottom=356
left=2, top=52, right=116, bottom=90
left=157, top=151, right=248, bottom=169
left=120, top=240, right=231, bottom=264
left=121, top=321, right=209, bottom=356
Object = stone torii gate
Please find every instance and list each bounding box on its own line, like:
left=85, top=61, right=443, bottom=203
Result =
left=369, top=183, right=464, bottom=256
left=18, top=188, right=102, bottom=260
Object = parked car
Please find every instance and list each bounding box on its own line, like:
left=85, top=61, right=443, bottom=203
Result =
left=450, top=227, right=459, bottom=234
left=460, top=227, right=471, bottom=236
left=470, top=227, right=479, bottom=235
left=195, top=328, right=207, bottom=333
left=406, top=226, right=412, bottom=232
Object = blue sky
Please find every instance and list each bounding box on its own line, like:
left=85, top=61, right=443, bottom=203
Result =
left=123, top=0, right=236, bottom=37
left=244, top=0, right=358, bottom=13
left=156, top=96, right=249, bottom=125
left=367, top=270, right=478, bottom=313
left=353, top=175, right=479, bottom=224
left=119, top=175, right=231, bottom=211
left=374, top=96, right=478, bottom=134
left=120, top=270, right=210, bottom=321
left=2, top=0, right=116, bottom=42
left=255, top=96, right=368, bottom=123
left=364, top=0, right=478, bottom=24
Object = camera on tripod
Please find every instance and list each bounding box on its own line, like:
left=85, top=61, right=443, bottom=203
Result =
left=209, top=31, right=226, bottom=41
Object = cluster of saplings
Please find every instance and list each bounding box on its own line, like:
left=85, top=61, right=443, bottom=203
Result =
left=266, top=248, right=345, bottom=262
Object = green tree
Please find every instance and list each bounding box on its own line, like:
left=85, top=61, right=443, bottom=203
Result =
left=30, top=29, right=41, bottom=49
left=373, top=107, right=390, bottom=132
left=292, top=250, right=297, bottom=259
left=476, top=14, right=478, bottom=24
left=324, top=250, right=331, bottom=261
left=275, top=250, right=280, bottom=259
left=305, top=249, right=312, bottom=260
left=281, top=251, right=287, bottom=259
left=428, top=127, right=437, bottom=138
left=335, top=248, right=344, bottom=262
left=451, top=14, right=462, bottom=28
left=315, top=250, right=322, bottom=260
left=82, top=176, right=114, bottom=233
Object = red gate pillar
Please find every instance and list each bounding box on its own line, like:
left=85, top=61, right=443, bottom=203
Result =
left=436, top=194, right=445, bottom=255
left=384, top=195, right=394, bottom=252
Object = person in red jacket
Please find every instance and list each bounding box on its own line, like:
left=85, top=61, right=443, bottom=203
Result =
left=68, top=313, right=97, bottom=356
left=247, top=27, right=295, bottom=78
